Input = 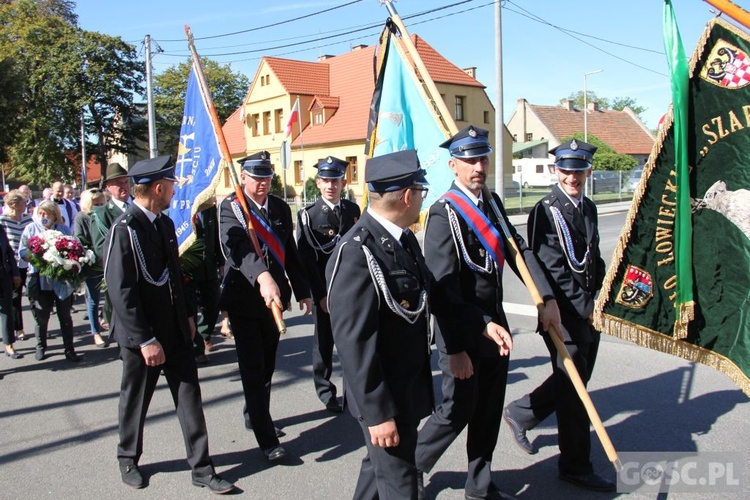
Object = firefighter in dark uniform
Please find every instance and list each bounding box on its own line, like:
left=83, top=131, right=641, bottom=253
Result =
left=326, top=150, right=434, bottom=499
left=218, top=151, right=312, bottom=462
left=296, top=156, right=361, bottom=413
left=104, top=156, right=233, bottom=494
left=504, top=139, right=614, bottom=492
left=415, top=125, right=559, bottom=500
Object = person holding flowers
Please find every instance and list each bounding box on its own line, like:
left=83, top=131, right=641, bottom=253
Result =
left=19, top=200, right=91, bottom=362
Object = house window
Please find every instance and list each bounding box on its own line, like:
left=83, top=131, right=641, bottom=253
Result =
left=251, top=114, right=260, bottom=137
left=260, top=76, right=265, bottom=86
left=313, top=111, right=324, bottom=125
left=455, top=96, right=465, bottom=121
left=483, top=110, right=490, bottom=124
left=525, top=133, right=533, bottom=142
left=274, top=109, right=283, bottom=134
left=266, top=74, right=270, bottom=85
left=263, top=111, right=271, bottom=135
left=294, top=160, right=304, bottom=185
left=346, top=156, right=358, bottom=183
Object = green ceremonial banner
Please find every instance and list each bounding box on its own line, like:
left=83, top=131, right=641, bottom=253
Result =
left=595, top=18, right=750, bottom=396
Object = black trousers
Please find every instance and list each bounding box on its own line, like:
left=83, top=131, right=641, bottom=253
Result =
left=228, top=310, right=280, bottom=450
left=30, top=288, right=74, bottom=353
left=117, top=343, right=213, bottom=477
left=353, top=417, right=419, bottom=500
left=416, top=353, right=509, bottom=496
left=312, top=302, right=338, bottom=404
left=505, top=332, right=600, bottom=475
left=11, top=268, right=26, bottom=333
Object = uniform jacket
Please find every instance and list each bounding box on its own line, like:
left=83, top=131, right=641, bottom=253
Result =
left=183, top=205, right=224, bottom=283
left=527, top=184, right=606, bottom=342
left=103, top=205, right=193, bottom=349
left=424, top=182, right=553, bottom=357
left=325, top=211, right=434, bottom=426
left=296, top=197, right=360, bottom=302
left=218, top=192, right=310, bottom=317
left=91, top=200, right=126, bottom=260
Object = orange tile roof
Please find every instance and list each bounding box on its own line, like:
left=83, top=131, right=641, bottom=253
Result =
left=313, top=96, right=340, bottom=109
left=222, top=107, right=246, bottom=156
left=530, top=104, right=654, bottom=155
left=265, top=57, right=329, bottom=96
left=283, top=34, right=484, bottom=147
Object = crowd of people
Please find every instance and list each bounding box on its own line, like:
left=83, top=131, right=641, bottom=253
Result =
left=0, top=124, right=614, bottom=498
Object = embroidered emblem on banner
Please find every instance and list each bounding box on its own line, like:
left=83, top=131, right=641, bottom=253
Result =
left=701, top=40, right=750, bottom=89
left=615, top=265, right=654, bottom=308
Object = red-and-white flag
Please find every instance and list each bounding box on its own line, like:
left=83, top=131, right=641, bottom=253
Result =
left=285, top=97, right=300, bottom=138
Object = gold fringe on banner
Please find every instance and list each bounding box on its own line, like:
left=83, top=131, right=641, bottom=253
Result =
left=600, top=314, right=750, bottom=397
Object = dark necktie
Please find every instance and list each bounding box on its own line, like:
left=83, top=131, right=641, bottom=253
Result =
left=477, top=199, right=485, bottom=214
left=333, top=205, right=341, bottom=223
left=261, top=207, right=268, bottom=220
left=400, top=231, right=416, bottom=260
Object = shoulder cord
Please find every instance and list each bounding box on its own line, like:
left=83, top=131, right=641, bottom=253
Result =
left=549, top=205, right=589, bottom=274
left=300, top=208, right=339, bottom=255
left=230, top=200, right=268, bottom=265
left=361, top=245, right=427, bottom=324
left=127, top=226, right=169, bottom=286
left=444, top=203, right=493, bottom=275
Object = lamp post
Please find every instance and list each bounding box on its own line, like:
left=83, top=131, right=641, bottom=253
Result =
left=583, top=69, right=602, bottom=142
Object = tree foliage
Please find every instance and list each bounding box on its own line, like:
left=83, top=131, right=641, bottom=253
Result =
left=564, top=90, right=647, bottom=120
left=560, top=133, right=637, bottom=171
left=153, top=58, right=250, bottom=157
left=0, top=0, right=145, bottom=186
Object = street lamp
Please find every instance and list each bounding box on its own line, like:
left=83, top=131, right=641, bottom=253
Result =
left=583, top=69, right=603, bottom=142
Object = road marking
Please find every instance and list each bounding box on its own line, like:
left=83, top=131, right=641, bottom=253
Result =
left=504, top=302, right=538, bottom=317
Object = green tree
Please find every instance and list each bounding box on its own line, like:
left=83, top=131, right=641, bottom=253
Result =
left=153, top=58, right=250, bottom=157
left=564, top=91, right=646, bottom=120
left=0, top=0, right=145, bottom=185
left=560, top=133, right=637, bottom=171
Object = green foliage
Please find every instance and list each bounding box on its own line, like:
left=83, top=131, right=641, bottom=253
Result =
left=564, top=91, right=647, bottom=120
left=153, top=58, right=250, bottom=157
left=0, top=0, right=145, bottom=185
left=269, top=174, right=284, bottom=197
left=304, top=177, right=319, bottom=202
left=559, top=133, right=636, bottom=171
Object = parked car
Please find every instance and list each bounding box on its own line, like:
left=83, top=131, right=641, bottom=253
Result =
left=624, top=166, right=644, bottom=193
left=591, top=170, right=619, bottom=194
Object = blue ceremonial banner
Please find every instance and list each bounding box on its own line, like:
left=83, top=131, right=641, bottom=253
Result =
left=367, top=28, right=452, bottom=208
left=170, top=62, right=223, bottom=253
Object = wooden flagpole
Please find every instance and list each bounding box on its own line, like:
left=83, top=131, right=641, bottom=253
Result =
left=378, top=0, right=621, bottom=471
left=185, top=26, right=286, bottom=335
left=704, top=0, right=750, bottom=29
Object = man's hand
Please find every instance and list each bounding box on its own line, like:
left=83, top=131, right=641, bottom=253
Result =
left=141, top=340, right=165, bottom=367
left=319, top=296, right=329, bottom=314
left=449, top=351, right=474, bottom=379
left=257, top=271, right=283, bottom=310
left=482, top=322, right=513, bottom=356
left=541, top=299, right=564, bottom=341
left=368, top=419, right=400, bottom=448
left=299, top=298, right=313, bottom=316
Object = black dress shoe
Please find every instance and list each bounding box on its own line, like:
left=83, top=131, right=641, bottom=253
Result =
left=325, top=399, right=343, bottom=413
left=65, top=350, right=81, bottom=363
left=35, top=348, right=46, bottom=361
left=503, top=407, right=535, bottom=454
left=263, top=445, right=287, bottom=461
left=559, top=471, right=616, bottom=492
left=192, top=473, right=235, bottom=494
left=119, top=464, right=144, bottom=489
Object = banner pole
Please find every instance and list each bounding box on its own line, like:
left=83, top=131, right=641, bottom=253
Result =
left=704, top=0, right=750, bottom=29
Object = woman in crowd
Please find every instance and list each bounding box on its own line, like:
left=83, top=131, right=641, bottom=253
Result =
left=0, top=220, right=21, bottom=359
left=0, top=190, right=33, bottom=344
left=74, top=189, right=107, bottom=347
left=19, top=201, right=80, bottom=362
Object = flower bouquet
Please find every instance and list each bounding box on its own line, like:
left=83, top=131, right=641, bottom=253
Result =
left=26, top=230, right=96, bottom=285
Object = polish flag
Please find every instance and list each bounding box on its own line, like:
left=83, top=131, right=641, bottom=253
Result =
left=285, top=97, right=300, bottom=138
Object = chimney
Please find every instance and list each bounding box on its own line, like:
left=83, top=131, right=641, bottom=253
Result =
left=351, top=44, right=368, bottom=51
left=587, top=101, right=599, bottom=112
left=317, top=54, right=335, bottom=61
left=463, top=67, right=477, bottom=79
left=562, top=99, right=575, bottom=111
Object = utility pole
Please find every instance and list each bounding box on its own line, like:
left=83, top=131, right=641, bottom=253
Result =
left=145, top=34, right=158, bottom=158
left=494, top=0, right=505, bottom=200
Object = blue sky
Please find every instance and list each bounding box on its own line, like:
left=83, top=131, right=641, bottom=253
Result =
left=74, top=0, right=739, bottom=129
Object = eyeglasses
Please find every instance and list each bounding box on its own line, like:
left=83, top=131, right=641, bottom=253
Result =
left=399, top=185, right=430, bottom=201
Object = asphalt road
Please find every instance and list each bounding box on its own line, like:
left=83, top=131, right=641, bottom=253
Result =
left=1, top=208, right=748, bottom=499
